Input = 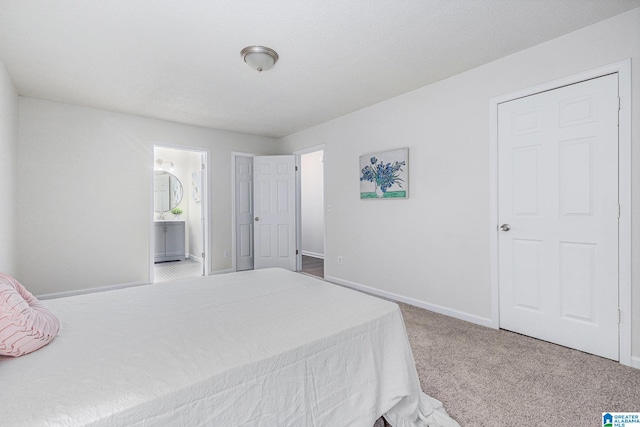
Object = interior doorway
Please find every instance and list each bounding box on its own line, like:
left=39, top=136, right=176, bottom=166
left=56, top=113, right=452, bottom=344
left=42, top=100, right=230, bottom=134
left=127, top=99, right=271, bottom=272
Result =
left=152, top=145, right=209, bottom=283
left=297, top=146, right=325, bottom=278
left=232, top=150, right=324, bottom=275
left=232, top=153, right=298, bottom=272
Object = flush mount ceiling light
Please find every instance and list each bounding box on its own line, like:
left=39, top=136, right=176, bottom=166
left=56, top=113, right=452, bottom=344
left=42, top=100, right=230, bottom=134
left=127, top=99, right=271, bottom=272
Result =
left=240, top=46, right=279, bottom=72
left=155, top=159, right=174, bottom=171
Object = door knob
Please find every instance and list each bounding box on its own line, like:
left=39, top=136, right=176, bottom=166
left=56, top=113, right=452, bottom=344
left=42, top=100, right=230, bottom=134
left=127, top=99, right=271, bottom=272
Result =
left=500, top=224, right=511, bottom=232
left=255, top=217, right=259, bottom=221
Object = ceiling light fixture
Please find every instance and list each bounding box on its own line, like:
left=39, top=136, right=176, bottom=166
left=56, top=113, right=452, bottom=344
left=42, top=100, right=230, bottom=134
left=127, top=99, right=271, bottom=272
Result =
left=241, top=46, right=279, bottom=72
left=155, top=159, right=174, bottom=171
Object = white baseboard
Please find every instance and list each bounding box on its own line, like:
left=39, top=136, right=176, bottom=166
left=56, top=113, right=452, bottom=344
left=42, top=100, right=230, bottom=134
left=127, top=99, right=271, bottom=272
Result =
left=209, top=268, right=234, bottom=275
left=301, top=251, right=324, bottom=259
left=37, top=281, right=149, bottom=300
left=325, top=275, right=495, bottom=329
left=187, top=253, right=203, bottom=262
left=630, top=356, right=640, bottom=370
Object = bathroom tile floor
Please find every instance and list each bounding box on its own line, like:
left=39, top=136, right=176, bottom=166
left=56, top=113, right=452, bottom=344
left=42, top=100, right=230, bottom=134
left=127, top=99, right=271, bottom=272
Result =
left=154, top=258, right=203, bottom=283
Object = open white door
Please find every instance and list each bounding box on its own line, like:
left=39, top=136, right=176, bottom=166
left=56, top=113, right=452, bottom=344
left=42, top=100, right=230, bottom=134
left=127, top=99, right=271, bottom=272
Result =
left=498, top=74, right=619, bottom=360
left=253, top=155, right=297, bottom=270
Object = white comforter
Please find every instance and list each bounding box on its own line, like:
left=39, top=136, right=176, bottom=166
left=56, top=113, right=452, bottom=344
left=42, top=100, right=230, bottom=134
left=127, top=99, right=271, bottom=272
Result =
left=1, top=268, right=458, bottom=427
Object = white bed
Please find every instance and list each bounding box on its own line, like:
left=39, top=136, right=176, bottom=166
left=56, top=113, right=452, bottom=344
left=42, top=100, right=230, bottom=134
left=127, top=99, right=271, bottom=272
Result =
left=1, top=268, right=458, bottom=426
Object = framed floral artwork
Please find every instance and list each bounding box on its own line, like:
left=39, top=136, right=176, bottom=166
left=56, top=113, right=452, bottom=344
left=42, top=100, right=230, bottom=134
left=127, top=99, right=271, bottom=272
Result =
left=359, top=148, right=408, bottom=199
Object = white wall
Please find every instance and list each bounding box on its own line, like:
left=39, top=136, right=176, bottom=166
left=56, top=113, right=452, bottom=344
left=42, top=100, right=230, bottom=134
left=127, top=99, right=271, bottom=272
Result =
left=17, top=98, right=278, bottom=295
left=0, top=59, right=17, bottom=275
left=279, top=9, right=640, bottom=357
left=301, top=150, right=324, bottom=258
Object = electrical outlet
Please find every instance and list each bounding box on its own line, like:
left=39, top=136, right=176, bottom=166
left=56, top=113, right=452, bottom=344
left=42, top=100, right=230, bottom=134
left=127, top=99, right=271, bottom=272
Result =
left=224, top=249, right=229, bottom=258
left=337, top=255, right=343, bottom=265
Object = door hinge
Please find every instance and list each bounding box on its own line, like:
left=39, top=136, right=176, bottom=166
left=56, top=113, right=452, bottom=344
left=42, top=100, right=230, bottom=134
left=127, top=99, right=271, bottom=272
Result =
left=296, top=249, right=299, bottom=255
left=617, top=308, right=621, bottom=324
left=295, top=166, right=298, bottom=172
left=618, top=204, right=621, bottom=219
left=618, top=97, right=621, bottom=111
left=201, top=164, right=205, bottom=170
left=202, top=252, right=205, bottom=259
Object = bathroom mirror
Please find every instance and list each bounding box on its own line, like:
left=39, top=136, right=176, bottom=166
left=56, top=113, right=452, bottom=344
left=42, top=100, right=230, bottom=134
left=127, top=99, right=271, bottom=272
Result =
left=154, top=171, right=183, bottom=213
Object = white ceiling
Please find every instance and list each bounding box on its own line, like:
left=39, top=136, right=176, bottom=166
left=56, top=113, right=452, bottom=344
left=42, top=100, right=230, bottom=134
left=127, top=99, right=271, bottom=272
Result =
left=0, top=1, right=638, bottom=138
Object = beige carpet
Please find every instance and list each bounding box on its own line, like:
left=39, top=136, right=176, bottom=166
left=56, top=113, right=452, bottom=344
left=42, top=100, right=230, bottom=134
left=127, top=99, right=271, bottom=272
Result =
left=399, top=303, right=640, bottom=426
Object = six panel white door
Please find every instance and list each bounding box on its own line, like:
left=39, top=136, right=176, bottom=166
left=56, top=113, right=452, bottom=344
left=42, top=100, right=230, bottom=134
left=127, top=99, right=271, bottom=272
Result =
left=498, top=74, right=619, bottom=360
left=235, top=156, right=254, bottom=271
left=253, top=155, right=297, bottom=271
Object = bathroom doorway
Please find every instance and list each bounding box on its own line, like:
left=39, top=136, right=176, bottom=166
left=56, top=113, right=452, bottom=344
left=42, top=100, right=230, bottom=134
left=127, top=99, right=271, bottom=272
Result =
left=152, top=145, right=209, bottom=283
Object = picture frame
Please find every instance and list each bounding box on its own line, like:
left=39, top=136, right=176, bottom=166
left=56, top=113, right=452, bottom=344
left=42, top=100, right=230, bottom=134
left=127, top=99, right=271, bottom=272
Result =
left=359, top=148, right=409, bottom=199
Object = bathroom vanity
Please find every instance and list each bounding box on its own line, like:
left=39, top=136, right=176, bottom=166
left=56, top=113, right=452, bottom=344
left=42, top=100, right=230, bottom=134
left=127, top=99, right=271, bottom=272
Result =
left=154, top=221, right=185, bottom=263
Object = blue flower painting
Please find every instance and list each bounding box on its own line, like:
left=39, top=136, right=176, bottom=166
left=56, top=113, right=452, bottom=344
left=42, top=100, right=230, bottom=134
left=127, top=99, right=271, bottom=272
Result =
left=359, top=148, right=408, bottom=199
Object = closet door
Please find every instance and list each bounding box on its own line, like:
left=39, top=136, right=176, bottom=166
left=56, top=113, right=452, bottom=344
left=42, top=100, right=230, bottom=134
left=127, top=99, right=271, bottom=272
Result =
left=235, top=156, right=254, bottom=271
left=253, top=155, right=296, bottom=271
left=498, top=74, right=619, bottom=360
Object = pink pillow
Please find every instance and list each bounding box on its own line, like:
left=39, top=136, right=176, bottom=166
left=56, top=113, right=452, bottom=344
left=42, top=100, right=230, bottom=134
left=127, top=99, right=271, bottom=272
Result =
left=0, top=273, right=59, bottom=357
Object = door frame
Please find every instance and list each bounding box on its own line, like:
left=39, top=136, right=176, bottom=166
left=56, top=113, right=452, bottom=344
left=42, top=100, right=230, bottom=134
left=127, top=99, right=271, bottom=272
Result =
left=294, top=144, right=326, bottom=273
left=488, top=60, right=632, bottom=366
left=150, top=143, right=211, bottom=282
